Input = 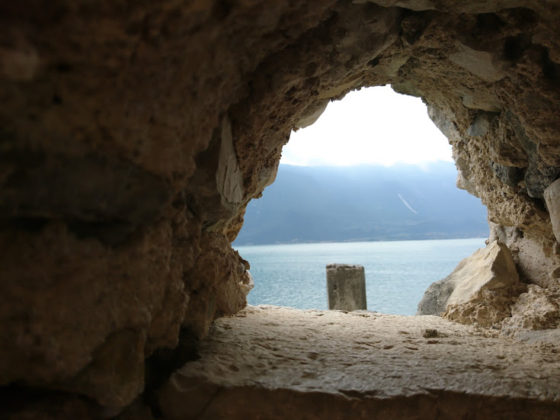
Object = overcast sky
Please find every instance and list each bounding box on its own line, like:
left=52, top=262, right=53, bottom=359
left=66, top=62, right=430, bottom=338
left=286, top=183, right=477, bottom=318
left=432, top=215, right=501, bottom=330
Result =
left=281, top=85, right=452, bottom=167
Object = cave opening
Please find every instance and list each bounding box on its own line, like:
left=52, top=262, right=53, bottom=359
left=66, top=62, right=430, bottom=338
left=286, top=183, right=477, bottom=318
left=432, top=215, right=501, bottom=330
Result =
left=234, top=86, right=488, bottom=315
left=3, top=2, right=560, bottom=417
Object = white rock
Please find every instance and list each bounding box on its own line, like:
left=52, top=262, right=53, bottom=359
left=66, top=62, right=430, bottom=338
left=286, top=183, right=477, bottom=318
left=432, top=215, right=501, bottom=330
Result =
left=544, top=178, right=560, bottom=243
left=418, top=241, right=519, bottom=314
left=447, top=241, right=519, bottom=306
left=216, top=116, right=244, bottom=206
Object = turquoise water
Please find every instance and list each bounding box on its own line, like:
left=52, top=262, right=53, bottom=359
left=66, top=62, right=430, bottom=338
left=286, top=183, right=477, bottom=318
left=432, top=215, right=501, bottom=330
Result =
left=235, top=238, right=486, bottom=315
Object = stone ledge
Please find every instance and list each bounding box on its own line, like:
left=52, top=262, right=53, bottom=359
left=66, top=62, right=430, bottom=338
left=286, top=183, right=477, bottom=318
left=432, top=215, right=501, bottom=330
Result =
left=159, top=305, right=560, bottom=419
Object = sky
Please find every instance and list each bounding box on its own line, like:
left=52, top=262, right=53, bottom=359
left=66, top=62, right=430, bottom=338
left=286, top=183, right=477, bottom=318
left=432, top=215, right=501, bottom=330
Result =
left=281, top=85, right=453, bottom=167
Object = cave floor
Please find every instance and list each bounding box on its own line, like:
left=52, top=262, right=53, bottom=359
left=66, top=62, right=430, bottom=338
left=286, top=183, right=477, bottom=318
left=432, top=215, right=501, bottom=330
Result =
left=158, top=306, right=560, bottom=420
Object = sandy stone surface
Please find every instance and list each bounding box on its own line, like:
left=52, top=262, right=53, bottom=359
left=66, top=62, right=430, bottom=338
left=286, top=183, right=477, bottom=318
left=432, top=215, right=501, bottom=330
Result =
left=159, top=305, right=560, bottom=419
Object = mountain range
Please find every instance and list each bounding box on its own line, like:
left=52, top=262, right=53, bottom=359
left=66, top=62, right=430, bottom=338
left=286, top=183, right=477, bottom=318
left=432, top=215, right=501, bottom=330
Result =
left=234, top=162, right=488, bottom=245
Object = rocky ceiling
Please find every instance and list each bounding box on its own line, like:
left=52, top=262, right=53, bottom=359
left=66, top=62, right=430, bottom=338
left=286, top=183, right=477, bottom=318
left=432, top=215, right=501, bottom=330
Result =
left=1, top=0, right=559, bottom=418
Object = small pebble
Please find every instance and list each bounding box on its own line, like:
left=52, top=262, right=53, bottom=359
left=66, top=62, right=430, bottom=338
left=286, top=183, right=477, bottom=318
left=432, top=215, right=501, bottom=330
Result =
left=422, top=329, right=439, bottom=338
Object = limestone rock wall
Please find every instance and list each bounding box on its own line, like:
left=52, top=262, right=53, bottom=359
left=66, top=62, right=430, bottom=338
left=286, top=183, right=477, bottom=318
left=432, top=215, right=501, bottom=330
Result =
left=417, top=241, right=526, bottom=327
left=1, top=0, right=560, bottom=417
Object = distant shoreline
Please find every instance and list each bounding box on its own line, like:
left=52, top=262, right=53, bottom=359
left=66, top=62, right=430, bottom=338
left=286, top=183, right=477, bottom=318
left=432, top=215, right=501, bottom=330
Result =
left=235, top=163, right=489, bottom=246
left=234, top=236, right=488, bottom=248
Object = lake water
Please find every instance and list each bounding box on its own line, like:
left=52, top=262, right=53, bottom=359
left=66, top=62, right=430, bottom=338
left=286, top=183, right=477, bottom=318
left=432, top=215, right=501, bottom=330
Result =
left=235, top=238, right=486, bottom=315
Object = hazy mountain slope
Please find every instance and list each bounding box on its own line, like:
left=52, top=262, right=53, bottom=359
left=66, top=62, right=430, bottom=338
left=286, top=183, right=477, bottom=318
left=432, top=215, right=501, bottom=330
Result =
left=234, top=163, right=488, bottom=245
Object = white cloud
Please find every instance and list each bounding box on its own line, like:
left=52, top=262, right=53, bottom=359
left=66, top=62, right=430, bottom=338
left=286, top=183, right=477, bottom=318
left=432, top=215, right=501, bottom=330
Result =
left=281, top=85, right=452, bottom=166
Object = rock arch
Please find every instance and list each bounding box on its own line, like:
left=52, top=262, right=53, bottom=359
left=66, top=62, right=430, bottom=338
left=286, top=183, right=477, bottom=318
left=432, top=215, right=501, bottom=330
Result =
left=1, top=0, right=559, bottom=417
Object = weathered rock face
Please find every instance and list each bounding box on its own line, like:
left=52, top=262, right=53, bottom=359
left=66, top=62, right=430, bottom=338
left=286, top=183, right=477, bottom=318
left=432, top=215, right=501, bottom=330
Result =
left=502, top=284, right=560, bottom=334
left=1, top=0, right=560, bottom=417
left=418, top=241, right=526, bottom=327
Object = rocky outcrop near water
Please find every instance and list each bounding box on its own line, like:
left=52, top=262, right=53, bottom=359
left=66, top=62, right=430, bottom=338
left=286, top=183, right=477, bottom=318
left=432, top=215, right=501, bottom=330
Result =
left=417, top=241, right=525, bottom=327
left=1, top=0, right=560, bottom=417
left=442, top=242, right=527, bottom=327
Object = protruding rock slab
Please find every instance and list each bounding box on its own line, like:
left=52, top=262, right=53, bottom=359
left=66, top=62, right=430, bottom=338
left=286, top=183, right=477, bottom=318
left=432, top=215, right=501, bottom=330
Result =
left=417, top=241, right=523, bottom=326
left=158, top=306, right=560, bottom=420
left=326, top=264, right=367, bottom=311
left=446, top=241, right=519, bottom=304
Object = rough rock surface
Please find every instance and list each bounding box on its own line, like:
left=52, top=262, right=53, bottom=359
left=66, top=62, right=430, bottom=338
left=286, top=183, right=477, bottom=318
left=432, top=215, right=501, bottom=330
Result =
left=502, top=284, right=560, bottom=333
left=488, top=223, right=560, bottom=288
left=418, top=241, right=525, bottom=327
left=417, top=274, right=457, bottom=315
left=1, top=0, right=560, bottom=416
left=159, top=306, right=560, bottom=420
